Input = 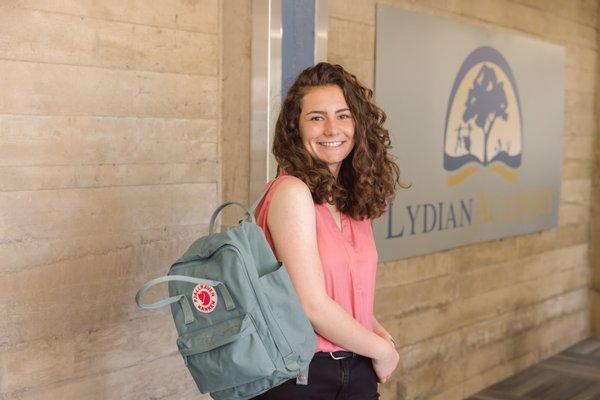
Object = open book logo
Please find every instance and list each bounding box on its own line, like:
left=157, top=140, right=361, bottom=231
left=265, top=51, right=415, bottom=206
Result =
left=443, top=47, right=522, bottom=186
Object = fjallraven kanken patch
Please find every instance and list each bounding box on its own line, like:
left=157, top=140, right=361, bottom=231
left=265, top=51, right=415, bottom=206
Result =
left=135, top=184, right=316, bottom=400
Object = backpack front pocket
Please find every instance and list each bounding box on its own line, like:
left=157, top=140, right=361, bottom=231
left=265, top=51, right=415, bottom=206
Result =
left=176, top=314, right=276, bottom=394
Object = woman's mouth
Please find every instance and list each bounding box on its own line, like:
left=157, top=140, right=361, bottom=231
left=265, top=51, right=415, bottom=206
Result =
left=318, top=141, right=344, bottom=148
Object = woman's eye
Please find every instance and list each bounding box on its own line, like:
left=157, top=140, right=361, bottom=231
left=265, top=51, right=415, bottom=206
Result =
left=310, top=116, right=323, bottom=121
left=339, top=114, right=352, bottom=119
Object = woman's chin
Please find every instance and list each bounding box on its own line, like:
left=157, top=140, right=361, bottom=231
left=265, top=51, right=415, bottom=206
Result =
left=316, top=156, right=344, bottom=166
left=315, top=150, right=351, bottom=163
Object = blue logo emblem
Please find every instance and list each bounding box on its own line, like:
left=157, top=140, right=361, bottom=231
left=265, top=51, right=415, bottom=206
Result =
left=443, top=46, right=522, bottom=186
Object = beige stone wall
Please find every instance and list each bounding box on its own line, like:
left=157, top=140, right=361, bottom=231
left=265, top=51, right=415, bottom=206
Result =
left=221, top=1, right=252, bottom=228
left=328, top=0, right=597, bottom=399
left=0, top=1, right=220, bottom=399
left=1, top=1, right=597, bottom=400
left=592, top=2, right=600, bottom=340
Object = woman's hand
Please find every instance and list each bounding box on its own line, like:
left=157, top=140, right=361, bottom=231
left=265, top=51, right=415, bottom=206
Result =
left=375, top=331, right=396, bottom=348
left=372, top=316, right=395, bottom=346
left=372, top=339, right=399, bottom=383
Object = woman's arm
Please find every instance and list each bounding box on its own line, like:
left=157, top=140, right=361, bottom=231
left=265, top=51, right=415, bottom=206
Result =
left=372, top=316, right=395, bottom=347
left=267, top=177, right=392, bottom=360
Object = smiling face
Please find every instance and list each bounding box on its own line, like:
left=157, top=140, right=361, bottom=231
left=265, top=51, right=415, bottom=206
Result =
left=298, top=84, right=356, bottom=178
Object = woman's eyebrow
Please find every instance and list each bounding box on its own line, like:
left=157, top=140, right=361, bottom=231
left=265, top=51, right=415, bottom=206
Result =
left=306, top=108, right=351, bottom=115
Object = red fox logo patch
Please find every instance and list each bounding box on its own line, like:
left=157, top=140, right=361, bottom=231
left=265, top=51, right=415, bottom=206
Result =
left=192, top=284, right=217, bottom=313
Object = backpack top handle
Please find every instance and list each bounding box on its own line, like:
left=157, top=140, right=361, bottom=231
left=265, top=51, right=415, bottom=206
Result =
left=208, top=202, right=254, bottom=235
left=208, top=178, right=279, bottom=235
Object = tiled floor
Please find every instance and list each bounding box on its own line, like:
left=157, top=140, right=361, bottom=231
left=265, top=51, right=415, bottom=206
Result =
left=467, top=338, right=600, bottom=400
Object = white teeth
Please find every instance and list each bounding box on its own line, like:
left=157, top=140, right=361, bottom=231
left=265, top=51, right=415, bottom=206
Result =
left=318, top=141, right=343, bottom=147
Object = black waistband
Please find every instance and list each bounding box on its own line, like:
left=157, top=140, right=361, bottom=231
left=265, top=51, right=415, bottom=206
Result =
left=314, top=351, right=361, bottom=359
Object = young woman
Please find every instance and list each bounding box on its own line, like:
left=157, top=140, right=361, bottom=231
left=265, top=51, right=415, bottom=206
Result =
left=252, top=62, right=408, bottom=399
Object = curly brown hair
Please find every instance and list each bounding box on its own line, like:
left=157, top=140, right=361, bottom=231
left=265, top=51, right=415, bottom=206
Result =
left=273, top=62, right=410, bottom=220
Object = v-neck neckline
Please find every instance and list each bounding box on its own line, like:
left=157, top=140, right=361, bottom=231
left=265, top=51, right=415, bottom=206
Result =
left=324, top=205, right=343, bottom=232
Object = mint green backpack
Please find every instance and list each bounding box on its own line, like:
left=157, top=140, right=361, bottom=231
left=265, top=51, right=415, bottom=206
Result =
left=135, top=184, right=316, bottom=399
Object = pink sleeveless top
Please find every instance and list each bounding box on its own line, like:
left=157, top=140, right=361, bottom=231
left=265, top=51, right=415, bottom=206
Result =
left=253, top=174, right=379, bottom=352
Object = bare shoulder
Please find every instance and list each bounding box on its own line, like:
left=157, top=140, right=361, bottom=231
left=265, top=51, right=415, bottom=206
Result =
left=268, top=176, right=315, bottom=228
left=270, top=175, right=312, bottom=205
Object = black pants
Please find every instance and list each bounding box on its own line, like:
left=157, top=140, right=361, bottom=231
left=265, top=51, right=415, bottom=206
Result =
left=252, top=352, right=380, bottom=400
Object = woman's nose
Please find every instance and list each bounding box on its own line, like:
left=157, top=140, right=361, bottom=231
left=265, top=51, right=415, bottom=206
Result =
left=323, top=117, right=338, bottom=135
